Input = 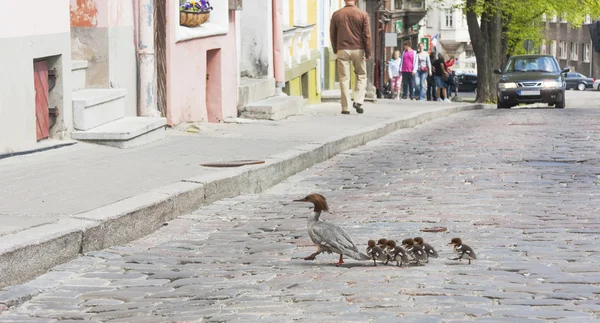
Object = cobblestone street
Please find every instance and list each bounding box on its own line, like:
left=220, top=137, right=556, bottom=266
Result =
left=2, top=107, right=600, bottom=322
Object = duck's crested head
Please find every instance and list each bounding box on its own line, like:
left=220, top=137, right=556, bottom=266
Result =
left=402, top=238, right=415, bottom=246
left=293, top=193, right=329, bottom=212
left=414, top=237, right=424, bottom=244
left=377, top=238, right=388, bottom=246
left=449, top=237, right=462, bottom=245
left=385, top=240, right=396, bottom=248
left=368, top=240, right=376, bottom=247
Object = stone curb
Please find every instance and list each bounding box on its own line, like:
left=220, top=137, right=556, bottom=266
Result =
left=0, top=104, right=483, bottom=307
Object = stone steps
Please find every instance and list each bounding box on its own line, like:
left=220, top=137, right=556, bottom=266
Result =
left=240, top=96, right=306, bottom=121
left=71, top=117, right=167, bottom=149
left=72, top=88, right=127, bottom=131
left=70, top=60, right=167, bottom=148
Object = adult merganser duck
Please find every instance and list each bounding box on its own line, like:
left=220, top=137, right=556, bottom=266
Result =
left=414, top=237, right=439, bottom=258
left=366, top=240, right=386, bottom=266
left=449, top=237, right=476, bottom=264
left=384, top=240, right=410, bottom=267
left=293, top=194, right=370, bottom=266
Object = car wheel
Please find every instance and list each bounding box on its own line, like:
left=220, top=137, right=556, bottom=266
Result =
left=578, top=83, right=586, bottom=91
left=473, top=87, right=477, bottom=95
left=555, top=98, right=565, bottom=109
left=597, top=84, right=600, bottom=91
left=497, top=102, right=511, bottom=109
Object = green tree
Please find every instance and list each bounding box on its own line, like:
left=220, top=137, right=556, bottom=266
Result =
left=461, top=0, right=600, bottom=103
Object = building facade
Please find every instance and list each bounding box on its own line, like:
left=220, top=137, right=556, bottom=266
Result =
left=541, top=16, right=600, bottom=79
left=0, top=0, right=73, bottom=154
left=423, top=0, right=474, bottom=69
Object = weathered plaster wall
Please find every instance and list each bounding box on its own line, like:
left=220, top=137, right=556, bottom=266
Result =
left=0, top=0, right=72, bottom=153
left=70, top=0, right=137, bottom=116
left=239, top=1, right=274, bottom=78
left=166, top=3, right=238, bottom=125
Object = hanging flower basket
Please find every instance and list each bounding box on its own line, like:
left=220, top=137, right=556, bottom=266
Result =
left=179, top=1, right=213, bottom=27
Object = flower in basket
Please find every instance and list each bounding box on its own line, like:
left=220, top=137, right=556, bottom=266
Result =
left=180, top=0, right=213, bottom=13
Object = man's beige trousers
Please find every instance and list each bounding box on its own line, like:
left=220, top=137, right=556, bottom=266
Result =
left=336, top=49, right=367, bottom=111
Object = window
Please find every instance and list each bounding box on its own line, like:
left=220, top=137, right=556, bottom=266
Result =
left=559, top=41, right=566, bottom=59
left=551, top=40, right=557, bottom=57
left=551, top=15, right=557, bottom=22
left=585, top=14, right=591, bottom=24
left=584, top=43, right=591, bottom=62
left=465, top=50, right=475, bottom=57
left=541, top=14, right=547, bottom=22
left=395, top=0, right=402, bottom=10
left=411, top=0, right=423, bottom=8
left=505, top=56, right=559, bottom=73
left=570, top=42, right=578, bottom=61
left=540, top=40, right=547, bottom=54
left=445, top=9, right=453, bottom=28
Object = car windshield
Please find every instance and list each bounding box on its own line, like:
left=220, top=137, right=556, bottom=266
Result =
left=505, top=57, right=559, bottom=73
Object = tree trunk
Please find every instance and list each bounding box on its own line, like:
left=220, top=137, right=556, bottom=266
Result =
left=466, top=0, right=505, bottom=103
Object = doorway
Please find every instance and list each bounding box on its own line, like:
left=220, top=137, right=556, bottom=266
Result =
left=34, top=61, right=50, bottom=141
left=206, top=49, right=223, bottom=122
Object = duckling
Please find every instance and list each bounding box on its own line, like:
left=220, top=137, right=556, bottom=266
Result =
left=377, top=238, right=388, bottom=249
left=366, top=240, right=386, bottom=266
left=384, top=240, right=410, bottom=267
left=402, top=238, right=428, bottom=265
left=449, top=237, right=476, bottom=264
left=414, top=237, right=439, bottom=258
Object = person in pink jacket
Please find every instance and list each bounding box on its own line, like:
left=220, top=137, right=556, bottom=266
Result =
left=400, top=41, right=418, bottom=100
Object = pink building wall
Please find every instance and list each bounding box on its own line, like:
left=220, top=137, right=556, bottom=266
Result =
left=166, top=7, right=238, bottom=124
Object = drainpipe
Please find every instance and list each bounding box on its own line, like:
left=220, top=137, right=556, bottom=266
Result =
left=272, top=0, right=286, bottom=95
left=137, top=0, right=159, bottom=117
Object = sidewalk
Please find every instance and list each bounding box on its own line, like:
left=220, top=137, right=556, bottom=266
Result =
left=0, top=99, right=484, bottom=289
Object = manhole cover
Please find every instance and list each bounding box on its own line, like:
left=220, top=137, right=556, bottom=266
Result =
left=200, top=160, right=265, bottom=167
left=420, top=227, right=448, bottom=233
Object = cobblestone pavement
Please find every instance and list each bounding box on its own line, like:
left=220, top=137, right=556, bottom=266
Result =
left=2, top=107, right=600, bottom=322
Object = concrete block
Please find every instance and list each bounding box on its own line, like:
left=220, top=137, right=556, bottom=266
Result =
left=72, top=88, right=126, bottom=130
left=240, top=96, right=305, bottom=120
left=71, top=117, right=167, bottom=149
left=184, top=167, right=250, bottom=204
left=0, top=219, right=94, bottom=289
left=237, top=77, right=276, bottom=110
left=71, top=60, right=88, bottom=91
left=321, top=89, right=341, bottom=102
left=74, top=192, right=173, bottom=253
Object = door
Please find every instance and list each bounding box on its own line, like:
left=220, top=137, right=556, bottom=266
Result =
left=34, top=61, right=50, bottom=141
left=565, top=73, right=577, bottom=89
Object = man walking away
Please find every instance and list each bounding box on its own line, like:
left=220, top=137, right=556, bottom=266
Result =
left=400, top=42, right=418, bottom=100
left=330, top=0, right=372, bottom=114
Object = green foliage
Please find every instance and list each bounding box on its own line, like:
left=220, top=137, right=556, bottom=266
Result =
left=435, top=0, right=600, bottom=55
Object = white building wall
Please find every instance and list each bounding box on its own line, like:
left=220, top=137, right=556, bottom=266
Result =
left=0, top=0, right=72, bottom=154
left=239, top=1, right=274, bottom=78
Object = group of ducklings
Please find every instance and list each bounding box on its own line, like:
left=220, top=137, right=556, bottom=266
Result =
left=366, top=237, right=476, bottom=267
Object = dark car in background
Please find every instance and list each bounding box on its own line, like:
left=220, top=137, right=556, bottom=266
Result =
left=494, top=55, right=569, bottom=109
left=564, top=72, right=595, bottom=91
left=457, top=73, right=478, bottom=93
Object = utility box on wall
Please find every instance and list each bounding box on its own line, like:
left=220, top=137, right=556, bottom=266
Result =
left=229, top=0, right=242, bottom=10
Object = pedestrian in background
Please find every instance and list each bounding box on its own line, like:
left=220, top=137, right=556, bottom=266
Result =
left=433, top=52, right=450, bottom=102
left=414, top=42, right=432, bottom=101
left=400, top=41, right=418, bottom=100
left=427, top=51, right=437, bottom=101
left=388, top=49, right=402, bottom=100
left=330, top=0, right=372, bottom=115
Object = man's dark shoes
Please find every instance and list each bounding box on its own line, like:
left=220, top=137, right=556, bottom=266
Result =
left=352, top=102, right=364, bottom=114
left=341, top=111, right=350, bottom=115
